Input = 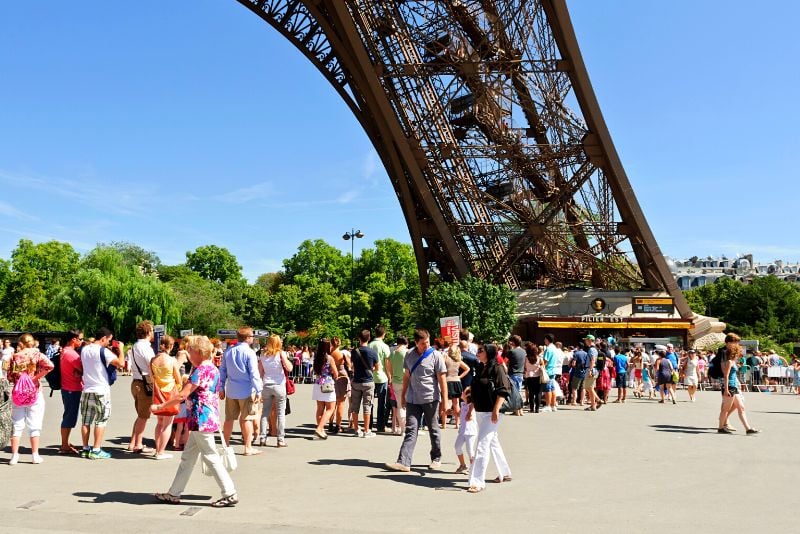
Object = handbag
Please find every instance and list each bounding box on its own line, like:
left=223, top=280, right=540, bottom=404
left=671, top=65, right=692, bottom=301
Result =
left=283, top=353, right=295, bottom=395
left=539, top=368, right=550, bottom=384
left=202, top=427, right=238, bottom=476
left=320, top=377, right=335, bottom=393
left=152, top=384, right=180, bottom=416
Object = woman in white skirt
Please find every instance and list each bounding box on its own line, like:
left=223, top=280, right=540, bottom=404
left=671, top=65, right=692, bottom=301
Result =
left=683, top=350, right=700, bottom=402
left=311, top=339, right=338, bottom=440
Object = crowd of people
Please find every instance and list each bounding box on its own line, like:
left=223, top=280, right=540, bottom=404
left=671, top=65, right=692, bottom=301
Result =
left=2, top=323, right=784, bottom=503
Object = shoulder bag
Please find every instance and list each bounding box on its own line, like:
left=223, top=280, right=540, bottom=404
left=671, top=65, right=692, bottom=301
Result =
left=202, top=426, right=237, bottom=476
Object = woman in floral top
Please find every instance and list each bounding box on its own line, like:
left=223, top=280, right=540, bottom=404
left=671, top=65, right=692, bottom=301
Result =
left=152, top=335, right=238, bottom=508
left=5, top=333, right=54, bottom=465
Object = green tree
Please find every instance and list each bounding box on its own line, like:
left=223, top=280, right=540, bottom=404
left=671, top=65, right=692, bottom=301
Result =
left=2, top=239, right=80, bottom=329
left=186, top=245, right=242, bottom=284
left=104, top=241, right=161, bottom=275
left=165, top=270, right=238, bottom=336
left=422, top=276, right=517, bottom=342
left=282, top=239, right=348, bottom=289
left=53, top=246, right=180, bottom=340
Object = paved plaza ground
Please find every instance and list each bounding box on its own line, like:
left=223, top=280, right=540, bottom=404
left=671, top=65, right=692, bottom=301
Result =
left=2, top=377, right=797, bottom=533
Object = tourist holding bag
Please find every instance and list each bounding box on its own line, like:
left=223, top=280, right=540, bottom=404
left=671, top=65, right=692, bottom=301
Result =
left=150, top=335, right=182, bottom=460
left=153, top=335, right=239, bottom=508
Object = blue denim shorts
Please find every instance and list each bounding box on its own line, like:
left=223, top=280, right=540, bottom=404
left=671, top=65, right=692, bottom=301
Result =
left=544, top=378, right=556, bottom=392
left=61, top=390, right=82, bottom=428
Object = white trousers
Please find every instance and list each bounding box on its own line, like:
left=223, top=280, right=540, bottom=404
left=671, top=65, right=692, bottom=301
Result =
left=12, top=390, right=45, bottom=438
left=468, top=412, right=511, bottom=489
left=454, top=431, right=477, bottom=459
left=168, top=431, right=236, bottom=498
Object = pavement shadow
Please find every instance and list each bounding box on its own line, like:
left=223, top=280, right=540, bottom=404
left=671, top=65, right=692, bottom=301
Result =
left=650, top=424, right=716, bottom=434
left=754, top=411, right=800, bottom=415
left=74, top=491, right=210, bottom=506
left=367, top=472, right=465, bottom=490
left=309, top=458, right=387, bottom=469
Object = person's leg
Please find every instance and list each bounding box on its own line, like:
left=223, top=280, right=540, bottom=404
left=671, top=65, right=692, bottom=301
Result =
left=261, top=388, right=275, bottom=442
left=423, top=401, right=442, bottom=462
left=375, top=382, right=387, bottom=433
left=275, top=389, right=286, bottom=442
left=533, top=379, right=541, bottom=412
left=488, top=420, right=511, bottom=478
left=468, top=412, right=494, bottom=490
left=167, top=431, right=202, bottom=497
left=733, top=395, right=753, bottom=430
left=155, top=416, right=172, bottom=455
left=718, top=395, right=733, bottom=429
left=362, top=383, right=375, bottom=433
left=452, top=398, right=461, bottom=427
left=350, top=384, right=364, bottom=433
left=392, top=383, right=406, bottom=432
left=10, top=404, right=24, bottom=457
left=397, top=403, right=422, bottom=466
left=315, top=401, right=326, bottom=433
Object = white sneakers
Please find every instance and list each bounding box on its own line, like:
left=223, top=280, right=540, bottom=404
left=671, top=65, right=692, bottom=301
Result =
left=31, top=454, right=43, bottom=464
left=429, top=460, right=442, bottom=471
left=9, top=453, right=20, bottom=465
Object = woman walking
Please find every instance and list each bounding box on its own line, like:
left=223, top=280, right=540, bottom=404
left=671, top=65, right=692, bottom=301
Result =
left=150, top=335, right=182, bottom=459
left=467, top=343, right=512, bottom=493
left=683, top=350, right=700, bottom=402
left=258, top=334, right=292, bottom=447
left=655, top=350, right=676, bottom=404
left=311, top=339, right=338, bottom=440
left=153, top=335, right=238, bottom=508
left=718, top=334, right=759, bottom=435
left=523, top=342, right=542, bottom=413
left=6, top=333, right=54, bottom=465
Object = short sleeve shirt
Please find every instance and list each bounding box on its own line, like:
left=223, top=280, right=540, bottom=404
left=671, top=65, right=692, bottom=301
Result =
left=188, top=364, right=221, bottom=433
left=404, top=346, right=447, bottom=404
left=543, top=345, right=558, bottom=375
left=351, top=346, right=378, bottom=384
left=60, top=346, right=83, bottom=392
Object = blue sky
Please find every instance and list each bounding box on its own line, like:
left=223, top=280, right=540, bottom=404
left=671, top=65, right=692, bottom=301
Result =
left=1, top=1, right=798, bottom=281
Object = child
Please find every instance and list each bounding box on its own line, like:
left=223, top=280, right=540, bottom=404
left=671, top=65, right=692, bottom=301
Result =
left=172, top=375, right=190, bottom=450
left=642, top=367, right=653, bottom=399
left=454, top=388, right=477, bottom=474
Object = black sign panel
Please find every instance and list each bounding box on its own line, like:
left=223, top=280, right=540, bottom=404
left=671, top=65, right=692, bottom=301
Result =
left=632, top=297, right=674, bottom=314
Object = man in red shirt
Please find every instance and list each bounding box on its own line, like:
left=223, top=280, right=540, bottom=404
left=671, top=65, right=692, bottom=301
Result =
left=59, top=330, right=84, bottom=454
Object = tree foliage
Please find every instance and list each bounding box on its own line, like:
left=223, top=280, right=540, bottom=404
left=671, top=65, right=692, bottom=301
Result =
left=422, top=276, right=517, bottom=342
left=186, top=245, right=242, bottom=284
left=685, top=276, right=800, bottom=344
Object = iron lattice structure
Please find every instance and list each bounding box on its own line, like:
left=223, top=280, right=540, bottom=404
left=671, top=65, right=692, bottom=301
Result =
left=236, top=0, right=691, bottom=318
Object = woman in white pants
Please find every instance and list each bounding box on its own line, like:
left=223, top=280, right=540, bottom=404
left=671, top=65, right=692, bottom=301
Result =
left=467, top=343, right=512, bottom=493
left=5, top=333, right=54, bottom=465
left=153, top=336, right=238, bottom=508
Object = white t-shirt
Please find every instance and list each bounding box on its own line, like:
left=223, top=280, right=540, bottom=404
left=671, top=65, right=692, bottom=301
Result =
left=81, top=344, right=115, bottom=395
left=260, top=353, right=287, bottom=386
left=553, top=348, right=564, bottom=375
left=130, top=339, right=155, bottom=380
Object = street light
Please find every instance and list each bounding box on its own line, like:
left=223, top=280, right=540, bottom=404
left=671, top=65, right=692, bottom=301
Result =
left=343, top=229, right=364, bottom=347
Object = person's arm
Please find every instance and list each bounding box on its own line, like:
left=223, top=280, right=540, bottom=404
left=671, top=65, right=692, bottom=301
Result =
left=249, top=351, right=262, bottom=399
left=329, top=355, right=339, bottom=380
left=219, top=352, right=228, bottom=400
left=457, top=360, right=470, bottom=379
left=113, top=343, right=126, bottom=369
left=151, top=379, right=198, bottom=412
left=438, top=371, right=448, bottom=407
left=385, top=358, right=393, bottom=382
left=34, top=353, right=55, bottom=381
left=282, top=352, right=293, bottom=373
left=466, top=403, right=474, bottom=421
left=401, top=369, right=409, bottom=409
left=723, top=361, right=731, bottom=396
left=258, top=357, right=265, bottom=380
left=172, top=359, right=182, bottom=386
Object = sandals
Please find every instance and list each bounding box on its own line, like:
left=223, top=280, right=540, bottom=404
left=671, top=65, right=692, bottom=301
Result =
left=493, top=476, right=512, bottom=483
left=154, top=492, right=181, bottom=505
left=211, top=494, right=239, bottom=508
left=466, top=486, right=483, bottom=493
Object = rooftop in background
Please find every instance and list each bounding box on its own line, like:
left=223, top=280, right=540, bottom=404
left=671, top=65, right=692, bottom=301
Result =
left=667, top=254, right=800, bottom=290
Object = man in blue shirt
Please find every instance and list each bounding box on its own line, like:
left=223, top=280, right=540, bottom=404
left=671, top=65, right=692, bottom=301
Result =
left=612, top=350, right=629, bottom=403
left=665, top=343, right=679, bottom=400
left=220, top=327, right=263, bottom=456
left=569, top=346, right=589, bottom=405
left=351, top=330, right=379, bottom=438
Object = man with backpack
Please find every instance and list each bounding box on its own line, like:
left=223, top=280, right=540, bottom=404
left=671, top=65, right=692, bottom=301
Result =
left=79, top=327, right=124, bottom=459
left=58, top=330, right=84, bottom=455
left=569, top=344, right=589, bottom=406
left=350, top=330, right=379, bottom=438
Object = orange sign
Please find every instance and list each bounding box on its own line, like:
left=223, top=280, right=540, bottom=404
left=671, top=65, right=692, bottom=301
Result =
left=440, top=316, right=461, bottom=344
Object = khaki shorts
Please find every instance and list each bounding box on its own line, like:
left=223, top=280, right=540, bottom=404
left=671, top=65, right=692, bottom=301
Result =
left=131, top=379, right=153, bottom=419
left=225, top=396, right=257, bottom=421
left=584, top=374, right=596, bottom=390
left=350, top=382, right=375, bottom=414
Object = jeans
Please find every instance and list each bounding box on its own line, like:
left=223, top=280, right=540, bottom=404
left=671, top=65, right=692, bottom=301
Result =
left=397, top=401, right=441, bottom=467
left=468, top=412, right=511, bottom=490
left=259, top=384, right=287, bottom=440
left=168, top=431, right=236, bottom=498
left=372, top=382, right=388, bottom=432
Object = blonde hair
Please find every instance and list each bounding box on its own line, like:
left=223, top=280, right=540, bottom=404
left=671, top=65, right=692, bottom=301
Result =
left=265, top=334, right=283, bottom=356
left=185, top=335, right=214, bottom=360
left=448, top=344, right=462, bottom=362
left=18, top=333, right=36, bottom=349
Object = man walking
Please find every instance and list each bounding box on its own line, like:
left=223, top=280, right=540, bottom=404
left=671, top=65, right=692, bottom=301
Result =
left=351, top=330, right=379, bottom=438
left=220, top=327, right=263, bottom=455
left=79, top=328, right=125, bottom=459
left=59, top=329, right=83, bottom=454
left=386, top=328, right=447, bottom=472
left=568, top=344, right=588, bottom=406
left=368, top=325, right=391, bottom=433
left=541, top=334, right=559, bottom=412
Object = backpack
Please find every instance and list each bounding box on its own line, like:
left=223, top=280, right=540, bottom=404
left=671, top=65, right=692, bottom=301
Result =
left=100, top=347, right=118, bottom=386
left=708, top=348, right=725, bottom=380
left=12, top=372, right=38, bottom=407
left=45, top=349, right=62, bottom=396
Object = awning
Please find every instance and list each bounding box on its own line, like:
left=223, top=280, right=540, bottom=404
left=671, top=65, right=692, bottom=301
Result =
left=536, top=321, right=692, bottom=330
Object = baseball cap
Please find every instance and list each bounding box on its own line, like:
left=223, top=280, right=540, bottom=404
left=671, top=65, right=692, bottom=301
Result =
left=584, top=334, right=595, bottom=341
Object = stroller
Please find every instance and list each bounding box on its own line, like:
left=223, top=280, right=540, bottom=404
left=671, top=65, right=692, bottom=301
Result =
left=0, top=378, right=11, bottom=450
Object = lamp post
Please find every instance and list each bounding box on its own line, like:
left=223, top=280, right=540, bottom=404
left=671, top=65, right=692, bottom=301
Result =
left=342, top=229, right=364, bottom=347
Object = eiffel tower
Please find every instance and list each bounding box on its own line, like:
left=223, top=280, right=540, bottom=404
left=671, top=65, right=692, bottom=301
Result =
left=237, top=0, right=692, bottom=320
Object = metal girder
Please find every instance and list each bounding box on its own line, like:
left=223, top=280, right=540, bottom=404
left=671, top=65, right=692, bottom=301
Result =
left=233, top=0, right=693, bottom=318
